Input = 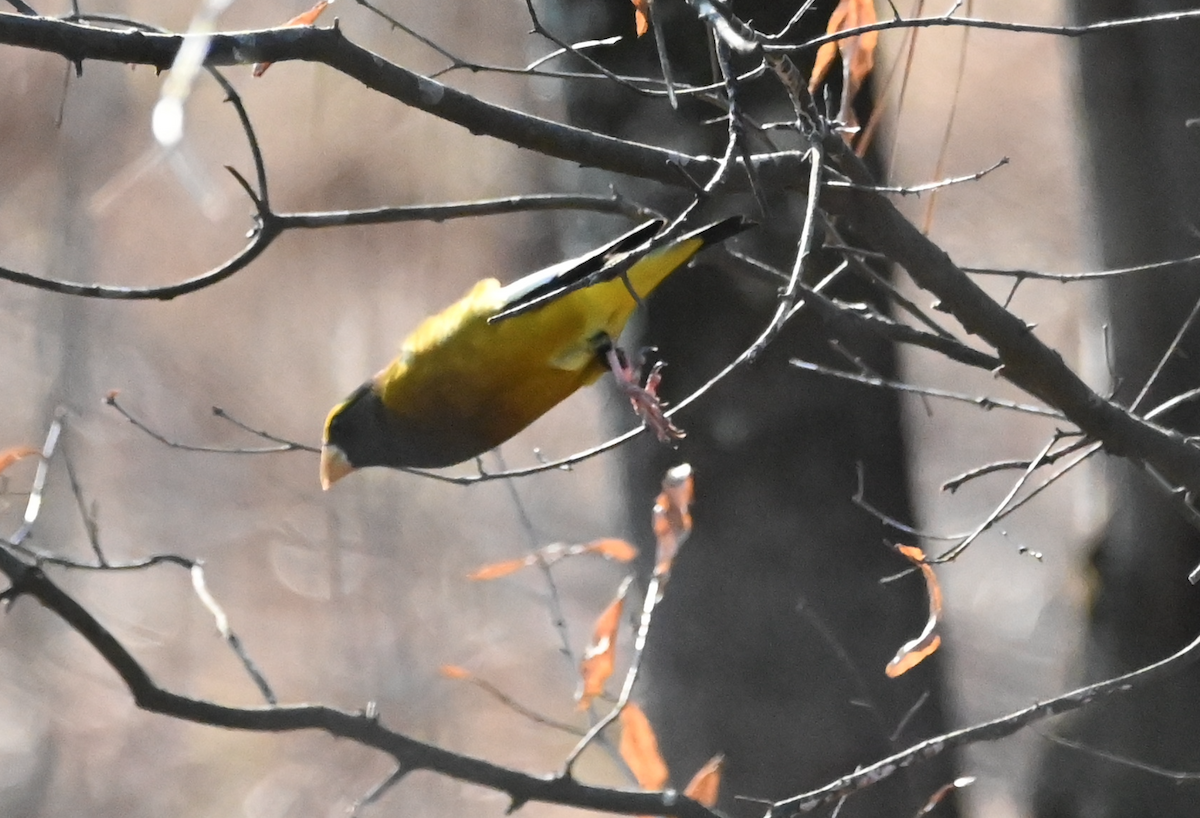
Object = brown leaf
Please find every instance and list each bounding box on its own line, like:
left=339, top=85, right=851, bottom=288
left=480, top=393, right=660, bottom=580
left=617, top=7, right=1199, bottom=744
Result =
left=467, top=556, right=533, bottom=581
left=808, top=0, right=879, bottom=134
left=684, top=754, right=724, bottom=807
left=886, top=544, right=944, bottom=678
left=254, top=0, right=333, bottom=76
left=652, top=463, right=693, bottom=575
left=584, top=538, right=639, bottom=563
left=916, top=777, right=975, bottom=815
left=439, top=664, right=472, bottom=680
left=0, top=446, right=38, bottom=476
left=577, top=582, right=629, bottom=709
left=619, top=703, right=669, bottom=790
left=631, top=0, right=650, bottom=37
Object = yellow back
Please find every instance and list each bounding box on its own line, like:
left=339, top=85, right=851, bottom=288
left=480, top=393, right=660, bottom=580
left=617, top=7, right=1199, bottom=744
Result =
left=372, top=233, right=708, bottom=451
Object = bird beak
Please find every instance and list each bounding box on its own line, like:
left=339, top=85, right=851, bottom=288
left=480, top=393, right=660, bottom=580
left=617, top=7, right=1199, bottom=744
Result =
left=319, top=444, right=354, bottom=490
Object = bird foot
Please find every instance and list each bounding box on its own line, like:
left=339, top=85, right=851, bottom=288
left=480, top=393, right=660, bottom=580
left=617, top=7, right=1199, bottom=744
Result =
left=605, top=347, right=685, bottom=443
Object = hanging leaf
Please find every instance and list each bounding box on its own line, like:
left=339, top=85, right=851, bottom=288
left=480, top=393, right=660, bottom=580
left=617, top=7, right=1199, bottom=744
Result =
left=915, top=776, right=976, bottom=815
left=253, top=0, right=334, bottom=77
left=885, top=544, right=944, bottom=678
left=684, top=754, right=724, bottom=807
left=808, top=0, right=879, bottom=134
left=652, top=463, right=694, bottom=576
left=0, top=446, right=38, bottom=476
left=470, top=538, right=636, bottom=580
left=439, top=664, right=472, bottom=680
left=619, top=703, right=669, bottom=790
left=467, top=556, right=534, bottom=581
left=578, top=579, right=630, bottom=709
left=631, top=0, right=650, bottom=37
left=584, top=538, right=639, bottom=562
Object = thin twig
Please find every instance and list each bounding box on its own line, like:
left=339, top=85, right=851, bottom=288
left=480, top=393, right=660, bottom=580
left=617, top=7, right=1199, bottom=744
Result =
left=940, top=435, right=1091, bottom=493
left=964, top=251, right=1200, bottom=282
left=1130, top=295, right=1200, bottom=413
left=933, top=433, right=1061, bottom=563
left=826, top=156, right=1008, bottom=195
left=790, top=359, right=1063, bottom=418
left=106, top=393, right=316, bottom=454
left=761, top=6, right=1200, bottom=54
left=457, top=672, right=586, bottom=736
left=350, top=764, right=410, bottom=817
left=747, top=142, right=824, bottom=359
left=562, top=571, right=663, bottom=773
left=10, top=413, right=63, bottom=547
left=1035, top=727, right=1200, bottom=782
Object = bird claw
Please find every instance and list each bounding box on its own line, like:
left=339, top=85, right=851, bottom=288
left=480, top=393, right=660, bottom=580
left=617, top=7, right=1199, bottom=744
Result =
left=606, top=348, right=685, bottom=443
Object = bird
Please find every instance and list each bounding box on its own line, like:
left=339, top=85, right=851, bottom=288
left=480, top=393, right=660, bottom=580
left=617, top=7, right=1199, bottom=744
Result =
left=320, top=216, right=752, bottom=488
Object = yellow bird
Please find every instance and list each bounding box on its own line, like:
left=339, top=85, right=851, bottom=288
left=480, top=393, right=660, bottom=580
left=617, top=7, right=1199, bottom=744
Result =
left=320, top=216, right=752, bottom=487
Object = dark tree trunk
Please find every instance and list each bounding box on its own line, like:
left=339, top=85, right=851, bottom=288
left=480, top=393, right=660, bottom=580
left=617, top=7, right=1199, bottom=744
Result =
left=1035, top=2, right=1200, bottom=816
left=541, top=2, right=959, bottom=815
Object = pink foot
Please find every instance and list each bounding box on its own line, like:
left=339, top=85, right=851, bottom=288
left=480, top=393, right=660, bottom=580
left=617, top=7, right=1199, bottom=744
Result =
left=605, top=348, right=685, bottom=443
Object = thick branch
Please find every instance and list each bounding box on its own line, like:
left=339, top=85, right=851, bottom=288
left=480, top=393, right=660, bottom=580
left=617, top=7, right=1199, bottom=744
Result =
left=0, top=14, right=762, bottom=187
left=0, top=543, right=716, bottom=818
left=829, top=145, right=1200, bottom=496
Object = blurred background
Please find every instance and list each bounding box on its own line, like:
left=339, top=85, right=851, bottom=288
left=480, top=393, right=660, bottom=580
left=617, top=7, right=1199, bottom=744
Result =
left=0, top=1, right=1127, bottom=817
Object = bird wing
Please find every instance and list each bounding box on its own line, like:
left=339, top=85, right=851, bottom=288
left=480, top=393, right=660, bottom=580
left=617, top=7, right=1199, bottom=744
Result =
left=492, top=216, right=752, bottom=323
left=495, top=219, right=664, bottom=317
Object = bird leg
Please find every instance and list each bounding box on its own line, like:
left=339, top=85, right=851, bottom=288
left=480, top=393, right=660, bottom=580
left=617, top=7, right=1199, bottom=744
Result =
left=605, top=346, right=685, bottom=443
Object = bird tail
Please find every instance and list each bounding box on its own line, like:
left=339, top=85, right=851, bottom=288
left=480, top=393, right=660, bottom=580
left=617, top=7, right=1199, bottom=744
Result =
left=492, top=215, right=753, bottom=323
left=624, top=215, right=755, bottom=297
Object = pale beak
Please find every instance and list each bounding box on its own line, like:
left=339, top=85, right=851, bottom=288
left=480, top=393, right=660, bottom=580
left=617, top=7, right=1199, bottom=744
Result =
left=319, top=444, right=354, bottom=490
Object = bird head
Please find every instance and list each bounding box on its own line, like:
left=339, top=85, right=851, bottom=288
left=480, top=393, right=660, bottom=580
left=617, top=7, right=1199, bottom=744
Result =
left=322, top=380, right=493, bottom=486
left=320, top=383, right=384, bottom=489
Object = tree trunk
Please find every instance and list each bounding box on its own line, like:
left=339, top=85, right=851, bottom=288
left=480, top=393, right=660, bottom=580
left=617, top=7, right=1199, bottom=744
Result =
left=1035, top=3, right=1200, bottom=816
left=543, top=2, right=959, bottom=814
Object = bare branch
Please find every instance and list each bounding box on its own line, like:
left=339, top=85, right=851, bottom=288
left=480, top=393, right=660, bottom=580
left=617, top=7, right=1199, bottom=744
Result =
left=790, top=359, right=1062, bottom=419
left=0, top=542, right=720, bottom=818
left=106, top=393, right=316, bottom=454
left=770, top=627, right=1200, bottom=816
left=764, top=7, right=1200, bottom=54
left=964, top=252, right=1200, bottom=282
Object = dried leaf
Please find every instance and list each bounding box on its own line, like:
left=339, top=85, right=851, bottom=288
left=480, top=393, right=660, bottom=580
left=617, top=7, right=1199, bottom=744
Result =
left=0, top=446, right=38, bottom=476
left=439, top=665, right=472, bottom=680
left=467, top=556, right=533, bottom=581
left=916, top=776, right=975, bottom=815
left=808, top=0, right=879, bottom=134
left=578, top=582, right=629, bottom=709
left=652, top=463, right=693, bottom=575
left=684, top=754, right=724, bottom=807
left=585, top=538, right=639, bottom=563
left=254, top=0, right=333, bottom=76
left=631, top=0, right=650, bottom=37
left=619, top=703, right=669, bottom=790
left=886, top=544, right=944, bottom=678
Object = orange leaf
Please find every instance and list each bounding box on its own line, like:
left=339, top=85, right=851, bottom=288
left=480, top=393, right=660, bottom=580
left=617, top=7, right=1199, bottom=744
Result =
left=652, top=463, right=693, bottom=575
left=619, top=703, right=669, bottom=790
left=886, top=544, right=944, bottom=678
left=467, top=556, right=532, bottom=581
left=917, top=777, right=975, bottom=815
left=631, top=0, right=650, bottom=37
left=578, top=581, right=629, bottom=709
left=684, top=754, right=724, bottom=807
left=808, top=0, right=879, bottom=134
left=0, top=446, right=38, bottom=476
left=253, top=0, right=333, bottom=76
left=439, top=664, right=472, bottom=680
left=585, top=538, right=639, bottom=563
